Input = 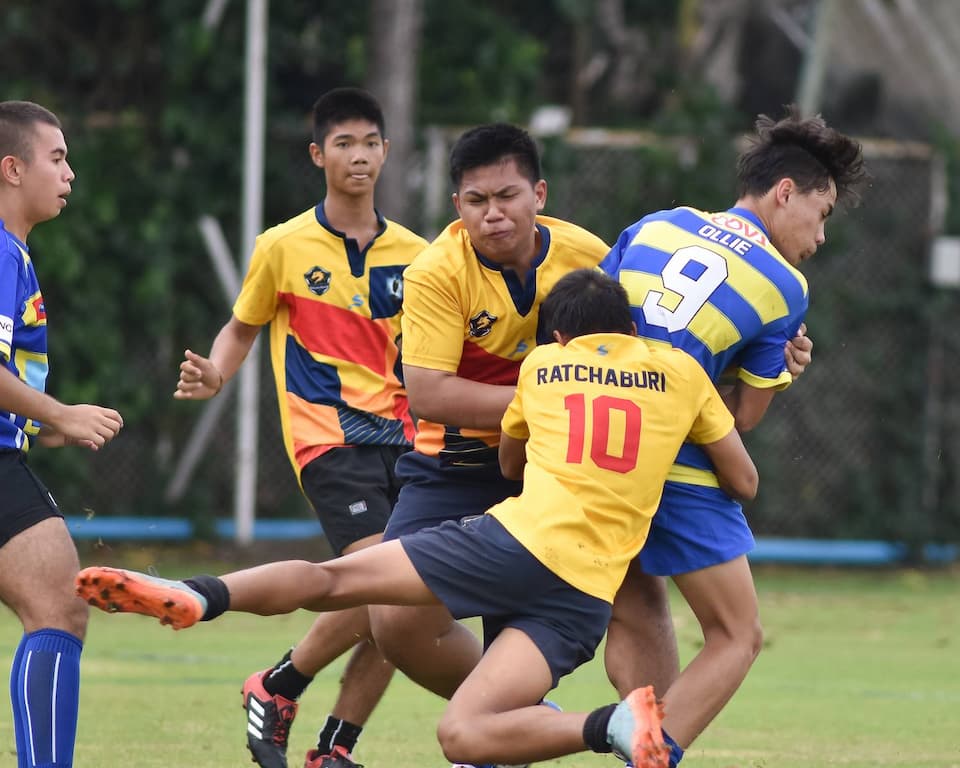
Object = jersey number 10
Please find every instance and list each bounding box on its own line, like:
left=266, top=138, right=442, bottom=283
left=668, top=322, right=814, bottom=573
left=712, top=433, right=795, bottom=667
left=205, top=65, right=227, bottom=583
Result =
left=564, top=394, right=641, bottom=474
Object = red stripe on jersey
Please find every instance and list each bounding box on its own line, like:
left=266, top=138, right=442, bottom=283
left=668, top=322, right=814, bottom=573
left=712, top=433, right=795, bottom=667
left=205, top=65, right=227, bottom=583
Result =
left=456, top=341, right=522, bottom=386
left=283, top=293, right=391, bottom=377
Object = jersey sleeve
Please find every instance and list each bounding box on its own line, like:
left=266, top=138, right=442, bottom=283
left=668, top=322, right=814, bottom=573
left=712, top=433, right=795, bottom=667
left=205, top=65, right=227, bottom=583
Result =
left=736, top=312, right=805, bottom=391
left=599, top=223, right=636, bottom=276
left=686, top=365, right=736, bottom=445
left=0, top=248, right=22, bottom=363
left=232, top=234, right=279, bottom=326
left=400, top=266, right=467, bottom=373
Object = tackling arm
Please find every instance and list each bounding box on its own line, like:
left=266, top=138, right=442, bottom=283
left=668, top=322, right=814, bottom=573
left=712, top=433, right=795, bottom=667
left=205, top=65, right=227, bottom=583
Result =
left=700, top=428, right=758, bottom=501
left=402, top=364, right=516, bottom=430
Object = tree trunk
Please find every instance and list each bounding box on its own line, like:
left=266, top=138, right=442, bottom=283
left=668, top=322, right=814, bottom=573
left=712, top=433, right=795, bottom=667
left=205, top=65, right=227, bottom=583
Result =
left=365, top=0, right=424, bottom=228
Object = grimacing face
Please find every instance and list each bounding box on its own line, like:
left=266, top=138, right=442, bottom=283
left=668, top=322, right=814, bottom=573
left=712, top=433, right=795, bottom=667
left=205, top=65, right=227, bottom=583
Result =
left=769, top=179, right=837, bottom=267
left=453, top=157, right=546, bottom=270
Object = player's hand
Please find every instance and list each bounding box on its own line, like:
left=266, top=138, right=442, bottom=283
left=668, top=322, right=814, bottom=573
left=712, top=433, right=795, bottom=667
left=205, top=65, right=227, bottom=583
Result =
left=785, top=323, right=813, bottom=378
left=46, top=404, right=124, bottom=451
left=174, top=349, right=223, bottom=400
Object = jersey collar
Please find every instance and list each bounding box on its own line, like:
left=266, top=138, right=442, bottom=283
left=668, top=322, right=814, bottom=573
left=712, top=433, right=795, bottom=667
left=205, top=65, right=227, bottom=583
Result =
left=725, top=207, right=770, bottom=238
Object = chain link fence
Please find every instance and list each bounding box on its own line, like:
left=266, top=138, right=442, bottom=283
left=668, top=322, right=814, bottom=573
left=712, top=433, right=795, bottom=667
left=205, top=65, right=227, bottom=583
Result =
left=41, top=126, right=960, bottom=549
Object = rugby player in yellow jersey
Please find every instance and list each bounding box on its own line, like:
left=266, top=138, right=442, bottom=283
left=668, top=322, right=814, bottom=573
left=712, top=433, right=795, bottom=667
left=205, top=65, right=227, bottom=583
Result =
left=368, top=123, right=611, bottom=707
left=76, top=269, right=758, bottom=768
left=172, top=88, right=427, bottom=768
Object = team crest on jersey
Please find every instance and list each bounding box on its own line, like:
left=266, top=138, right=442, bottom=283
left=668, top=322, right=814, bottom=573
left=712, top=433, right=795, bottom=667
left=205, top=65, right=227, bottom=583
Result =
left=468, top=310, right=498, bottom=338
left=304, top=265, right=332, bottom=296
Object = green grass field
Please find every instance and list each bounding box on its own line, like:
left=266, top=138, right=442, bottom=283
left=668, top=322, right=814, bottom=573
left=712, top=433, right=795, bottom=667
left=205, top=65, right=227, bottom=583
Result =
left=1, top=546, right=958, bottom=767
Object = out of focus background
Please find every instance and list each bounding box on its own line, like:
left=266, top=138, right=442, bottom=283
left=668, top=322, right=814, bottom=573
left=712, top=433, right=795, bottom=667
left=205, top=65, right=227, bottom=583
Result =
left=4, top=0, right=960, bottom=559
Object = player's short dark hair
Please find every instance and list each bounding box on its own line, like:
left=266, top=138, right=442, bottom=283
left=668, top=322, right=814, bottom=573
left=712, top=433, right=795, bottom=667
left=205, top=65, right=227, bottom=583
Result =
left=312, top=87, right=385, bottom=146
left=0, top=101, right=62, bottom=163
left=449, top=123, right=541, bottom=189
left=736, top=104, right=866, bottom=206
left=538, top=269, right=634, bottom=342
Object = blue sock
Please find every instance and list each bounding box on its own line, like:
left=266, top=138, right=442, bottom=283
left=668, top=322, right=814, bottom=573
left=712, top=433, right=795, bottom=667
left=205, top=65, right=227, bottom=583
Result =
left=663, top=728, right=684, bottom=767
left=10, top=634, right=29, bottom=767
left=11, top=629, right=83, bottom=768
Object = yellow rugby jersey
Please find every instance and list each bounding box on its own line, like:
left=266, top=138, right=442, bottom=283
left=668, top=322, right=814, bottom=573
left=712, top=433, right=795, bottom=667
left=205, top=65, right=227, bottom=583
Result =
left=234, top=204, right=427, bottom=475
left=401, top=215, right=608, bottom=466
left=490, top=333, right=734, bottom=602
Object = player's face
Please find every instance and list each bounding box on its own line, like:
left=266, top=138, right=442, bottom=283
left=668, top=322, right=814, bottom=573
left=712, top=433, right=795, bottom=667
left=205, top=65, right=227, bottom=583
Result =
left=310, top=119, right=388, bottom=197
left=18, top=122, right=74, bottom=225
left=770, top=179, right=837, bottom=266
left=453, top=157, right=547, bottom=270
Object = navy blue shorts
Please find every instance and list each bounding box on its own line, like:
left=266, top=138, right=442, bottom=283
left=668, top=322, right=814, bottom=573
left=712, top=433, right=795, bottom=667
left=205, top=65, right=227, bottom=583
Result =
left=300, top=445, right=408, bottom=556
left=0, top=449, right=61, bottom=549
left=638, top=481, right=755, bottom=576
left=382, top=451, right=522, bottom=541
left=400, top=514, right=611, bottom=688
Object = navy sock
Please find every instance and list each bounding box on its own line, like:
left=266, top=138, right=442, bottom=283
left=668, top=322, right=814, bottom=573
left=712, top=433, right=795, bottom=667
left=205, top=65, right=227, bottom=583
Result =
left=663, top=728, right=684, bottom=767
left=317, top=715, right=363, bottom=754
left=263, top=649, right=314, bottom=700
left=11, top=629, right=82, bottom=768
left=182, top=574, right=230, bottom=620
left=583, top=703, right=617, bottom=753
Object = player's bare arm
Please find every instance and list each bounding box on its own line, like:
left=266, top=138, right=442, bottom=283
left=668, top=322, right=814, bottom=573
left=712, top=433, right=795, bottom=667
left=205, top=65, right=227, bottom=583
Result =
left=497, top=432, right=527, bottom=480
left=784, top=322, right=812, bottom=378
left=402, top=364, right=515, bottom=430
left=721, top=381, right=777, bottom=433
left=174, top=314, right=260, bottom=399
left=0, top=366, right=122, bottom=449
left=699, top=429, right=758, bottom=501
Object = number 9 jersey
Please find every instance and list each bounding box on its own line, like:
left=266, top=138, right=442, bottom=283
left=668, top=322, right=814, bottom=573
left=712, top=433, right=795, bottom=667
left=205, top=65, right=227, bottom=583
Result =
left=600, top=206, right=808, bottom=388
left=600, top=206, right=807, bottom=497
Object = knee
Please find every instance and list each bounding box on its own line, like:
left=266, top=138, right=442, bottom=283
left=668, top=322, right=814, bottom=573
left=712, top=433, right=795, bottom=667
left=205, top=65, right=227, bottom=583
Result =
left=369, top=606, right=418, bottom=663
left=436, top=712, right=477, bottom=764
left=704, top=613, right=763, bottom=663
left=24, top=594, right=88, bottom=640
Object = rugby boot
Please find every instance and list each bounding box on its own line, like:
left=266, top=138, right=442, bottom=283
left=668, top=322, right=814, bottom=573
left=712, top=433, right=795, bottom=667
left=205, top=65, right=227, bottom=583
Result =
left=243, top=669, right=299, bottom=768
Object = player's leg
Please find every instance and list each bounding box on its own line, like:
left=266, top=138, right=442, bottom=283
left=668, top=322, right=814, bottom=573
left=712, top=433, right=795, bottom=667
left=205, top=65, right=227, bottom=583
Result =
left=617, top=482, right=760, bottom=763
left=441, top=630, right=668, bottom=768
left=606, top=558, right=680, bottom=697
left=369, top=603, right=481, bottom=699
left=244, top=446, right=402, bottom=768
left=430, top=537, right=668, bottom=768
left=76, top=538, right=442, bottom=624
left=660, top=555, right=762, bottom=748
left=1, top=457, right=87, bottom=768
left=370, top=452, right=520, bottom=700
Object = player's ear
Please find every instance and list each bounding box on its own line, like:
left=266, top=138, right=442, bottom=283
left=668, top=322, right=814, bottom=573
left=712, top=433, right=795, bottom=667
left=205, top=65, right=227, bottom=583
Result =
left=775, top=177, right=794, bottom=206
left=309, top=142, right=325, bottom=170
left=0, top=155, right=23, bottom=185
left=534, top=179, right=547, bottom=211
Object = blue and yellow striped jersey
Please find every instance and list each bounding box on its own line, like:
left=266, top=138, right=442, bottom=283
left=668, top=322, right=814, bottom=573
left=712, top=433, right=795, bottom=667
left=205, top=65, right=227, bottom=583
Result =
left=600, top=206, right=807, bottom=485
left=0, top=221, right=48, bottom=451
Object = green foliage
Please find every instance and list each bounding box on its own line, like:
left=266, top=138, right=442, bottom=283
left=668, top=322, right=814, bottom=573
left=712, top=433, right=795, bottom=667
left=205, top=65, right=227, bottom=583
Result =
left=419, top=0, right=546, bottom=124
